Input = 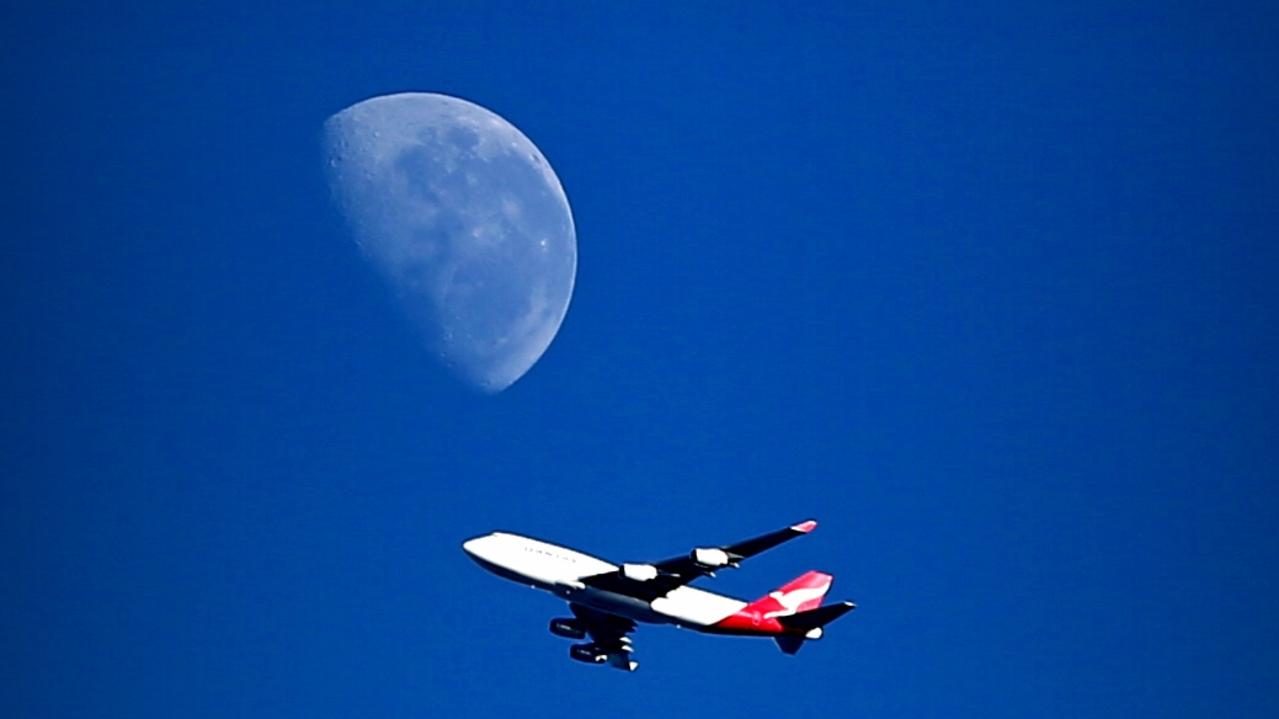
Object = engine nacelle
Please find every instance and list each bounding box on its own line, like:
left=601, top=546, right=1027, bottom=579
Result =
left=691, top=547, right=731, bottom=567
left=549, top=618, right=586, bottom=640
left=621, top=563, right=659, bottom=581
left=569, top=643, right=607, bottom=664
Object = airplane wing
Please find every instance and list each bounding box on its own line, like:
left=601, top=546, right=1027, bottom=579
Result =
left=581, top=519, right=819, bottom=600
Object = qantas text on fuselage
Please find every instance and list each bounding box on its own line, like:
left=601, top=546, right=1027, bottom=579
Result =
left=462, top=519, right=855, bottom=671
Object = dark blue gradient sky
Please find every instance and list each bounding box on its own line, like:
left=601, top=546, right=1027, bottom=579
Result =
left=4, top=2, right=1278, bottom=717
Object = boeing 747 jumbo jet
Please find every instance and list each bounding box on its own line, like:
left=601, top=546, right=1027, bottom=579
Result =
left=462, top=519, right=855, bottom=671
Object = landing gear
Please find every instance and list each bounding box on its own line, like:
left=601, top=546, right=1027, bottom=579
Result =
left=568, top=643, right=639, bottom=672
left=569, top=643, right=608, bottom=664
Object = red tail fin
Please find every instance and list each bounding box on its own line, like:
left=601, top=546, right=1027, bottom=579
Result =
left=740, top=570, right=833, bottom=617
left=711, top=571, right=839, bottom=636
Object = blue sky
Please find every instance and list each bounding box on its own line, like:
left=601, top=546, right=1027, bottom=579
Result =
left=4, top=2, right=1278, bottom=717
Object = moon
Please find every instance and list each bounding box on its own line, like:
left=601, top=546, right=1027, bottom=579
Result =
left=322, top=93, right=576, bottom=393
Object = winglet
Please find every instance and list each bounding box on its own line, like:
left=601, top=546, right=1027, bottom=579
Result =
left=791, top=519, right=818, bottom=534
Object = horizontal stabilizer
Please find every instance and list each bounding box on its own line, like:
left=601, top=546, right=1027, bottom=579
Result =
left=776, top=601, right=857, bottom=633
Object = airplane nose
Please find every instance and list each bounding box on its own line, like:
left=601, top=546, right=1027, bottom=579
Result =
left=461, top=535, right=488, bottom=558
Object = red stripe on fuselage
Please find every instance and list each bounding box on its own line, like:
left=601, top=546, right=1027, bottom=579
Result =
left=707, top=608, right=790, bottom=635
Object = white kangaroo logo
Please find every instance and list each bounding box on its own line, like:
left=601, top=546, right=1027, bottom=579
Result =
left=763, top=583, right=829, bottom=617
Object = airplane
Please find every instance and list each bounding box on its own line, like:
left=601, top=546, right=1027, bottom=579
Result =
left=461, top=519, right=855, bottom=671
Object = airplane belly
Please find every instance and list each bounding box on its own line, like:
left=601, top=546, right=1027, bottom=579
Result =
left=567, top=587, right=665, bottom=624
left=650, top=586, right=746, bottom=627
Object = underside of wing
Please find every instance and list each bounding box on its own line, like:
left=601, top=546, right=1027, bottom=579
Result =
left=581, top=519, right=819, bottom=599
left=658, top=518, right=817, bottom=574
left=569, top=603, right=636, bottom=648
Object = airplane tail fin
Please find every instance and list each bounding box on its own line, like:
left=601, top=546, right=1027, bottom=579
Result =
left=762, top=572, right=855, bottom=656
left=740, top=570, right=834, bottom=617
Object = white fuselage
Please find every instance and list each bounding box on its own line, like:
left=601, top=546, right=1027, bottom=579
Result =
left=462, top=532, right=747, bottom=628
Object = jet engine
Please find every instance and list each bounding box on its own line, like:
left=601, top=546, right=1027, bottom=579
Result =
left=549, top=618, right=586, bottom=640
left=569, top=643, right=608, bottom=664
left=691, top=547, right=731, bottom=568
left=621, top=563, right=659, bottom=581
